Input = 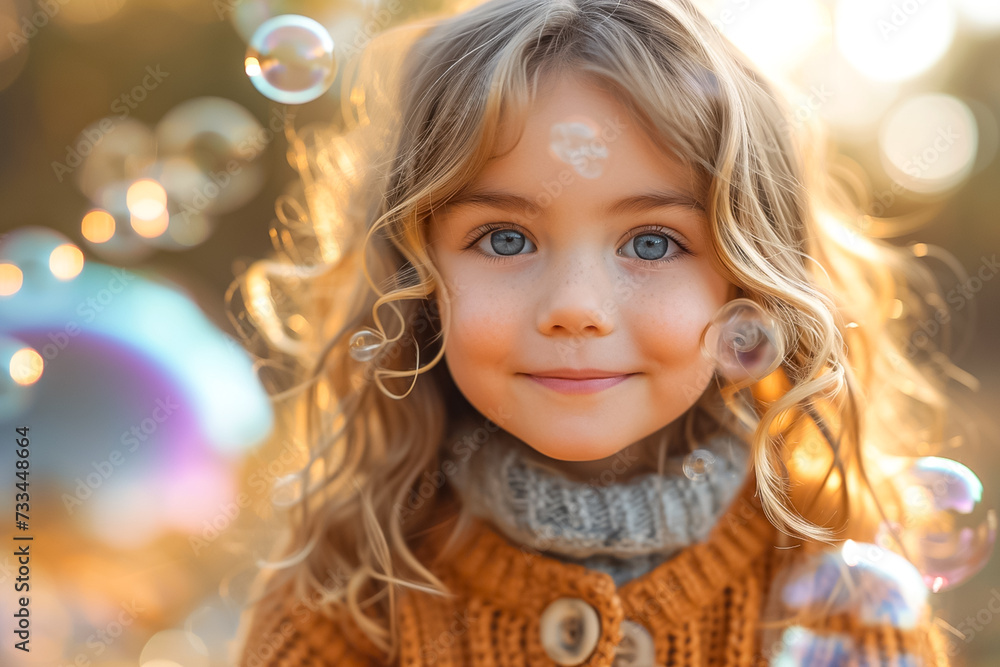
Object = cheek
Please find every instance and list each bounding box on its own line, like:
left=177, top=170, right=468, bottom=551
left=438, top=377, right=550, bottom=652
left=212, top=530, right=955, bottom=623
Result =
left=444, top=274, right=520, bottom=364
left=627, top=277, right=722, bottom=363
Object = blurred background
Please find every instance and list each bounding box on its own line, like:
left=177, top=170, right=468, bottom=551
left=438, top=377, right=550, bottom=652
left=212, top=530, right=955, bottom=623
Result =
left=0, top=0, right=997, bottom=664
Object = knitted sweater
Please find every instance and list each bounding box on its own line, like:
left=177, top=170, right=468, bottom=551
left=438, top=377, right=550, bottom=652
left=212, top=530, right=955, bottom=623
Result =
left=235, top=428, right=953, bottom=667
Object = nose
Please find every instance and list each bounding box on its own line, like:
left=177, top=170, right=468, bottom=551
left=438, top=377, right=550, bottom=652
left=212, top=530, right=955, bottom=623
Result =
left=536, top=251, right=617, bottom=338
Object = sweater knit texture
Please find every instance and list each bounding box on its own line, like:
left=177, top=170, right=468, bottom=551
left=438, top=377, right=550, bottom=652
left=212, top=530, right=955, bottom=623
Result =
left=235, top=416, right=953, bottom=667
left=443, top=424, right=750, bottom=587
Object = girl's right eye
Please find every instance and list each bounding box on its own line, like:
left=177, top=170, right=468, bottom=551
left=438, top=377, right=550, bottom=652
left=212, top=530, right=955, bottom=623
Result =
left=463, top=223, right=535, bottom=263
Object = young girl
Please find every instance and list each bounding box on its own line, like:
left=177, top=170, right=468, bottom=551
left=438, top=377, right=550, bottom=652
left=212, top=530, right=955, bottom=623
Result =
left=231, top=0, right=979, bottom=664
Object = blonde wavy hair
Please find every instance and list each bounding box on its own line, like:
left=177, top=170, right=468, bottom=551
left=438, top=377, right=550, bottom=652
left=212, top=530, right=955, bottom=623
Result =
left=232, top=0, right=978, bottom=661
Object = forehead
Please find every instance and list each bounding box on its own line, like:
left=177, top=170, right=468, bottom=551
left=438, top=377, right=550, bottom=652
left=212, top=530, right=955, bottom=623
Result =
left=468, top=71, right=701, bottom=207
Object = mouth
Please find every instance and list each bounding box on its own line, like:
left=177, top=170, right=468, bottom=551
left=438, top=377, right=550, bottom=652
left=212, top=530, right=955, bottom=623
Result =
left=521, top=372, right=637, bottom=395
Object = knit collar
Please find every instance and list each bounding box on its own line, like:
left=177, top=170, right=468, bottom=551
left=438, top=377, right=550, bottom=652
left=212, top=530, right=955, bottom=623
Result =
left=440, top=414, right=752, bottom=584
left=415, top=457, right=777, bottom=630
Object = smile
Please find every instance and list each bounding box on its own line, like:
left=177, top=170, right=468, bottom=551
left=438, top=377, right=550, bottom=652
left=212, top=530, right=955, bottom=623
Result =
left=523, top=373, right=635, bottom=395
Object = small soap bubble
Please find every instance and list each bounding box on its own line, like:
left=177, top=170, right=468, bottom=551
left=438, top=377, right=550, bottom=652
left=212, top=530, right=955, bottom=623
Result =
left=683, top=449, right=716, bottom=481
left=701, top=298, right=785, bottom=383
left=875, top=456, right=997, bottom=592
left=349, top=329, right=383, bottom=362
left=549, top=122, right=608, bottom=178
left=245, top=15, right=337, bottom=105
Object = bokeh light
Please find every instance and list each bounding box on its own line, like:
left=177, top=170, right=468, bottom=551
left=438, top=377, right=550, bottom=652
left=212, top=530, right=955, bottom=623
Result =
left=49, top=242, right=85, bottom=280
left=9, top=346, right=43, bottom=385
left=127, top=178, right=168, bottom=220
left=82, top=208, right=117, bottom=243
left=835, top=0, right=956, bottom=82
left=0, top=262, right=22, bottom=296
left=879, top=93, right=979, bottom=194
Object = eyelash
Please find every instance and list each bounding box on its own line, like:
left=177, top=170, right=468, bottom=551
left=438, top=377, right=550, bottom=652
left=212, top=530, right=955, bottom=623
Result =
left=462, top=223, right=693, bottom=265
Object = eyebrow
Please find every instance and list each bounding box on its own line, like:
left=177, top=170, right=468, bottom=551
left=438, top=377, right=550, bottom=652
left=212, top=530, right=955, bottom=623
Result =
left=440, top=188, right=706, bottom=218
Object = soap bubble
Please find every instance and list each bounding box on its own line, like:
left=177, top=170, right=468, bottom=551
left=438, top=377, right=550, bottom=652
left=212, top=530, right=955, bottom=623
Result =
left=779, top=540, right=929, bottom=631
left=683, top=449, right=716, bottom=481
left=349, top=328, right=383, bottom=362
left=701, top=298, right=785, bottom=383
left=245, top=15, right=337, bottom=105
left=876, top=456, right=997, bottom=592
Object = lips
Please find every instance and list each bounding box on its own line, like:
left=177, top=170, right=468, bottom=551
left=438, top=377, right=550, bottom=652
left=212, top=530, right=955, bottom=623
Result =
left=523, top=372, right=635, bottom=395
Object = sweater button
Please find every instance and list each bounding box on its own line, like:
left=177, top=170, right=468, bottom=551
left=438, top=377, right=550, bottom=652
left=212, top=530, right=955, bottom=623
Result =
left=613, top=619, right=655, bottom=666
left=539, top=597, right=601, bottom=666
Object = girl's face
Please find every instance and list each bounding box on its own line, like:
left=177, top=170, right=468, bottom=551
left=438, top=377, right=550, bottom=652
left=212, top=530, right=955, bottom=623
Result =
left=428, top=71, right=735, bottom=468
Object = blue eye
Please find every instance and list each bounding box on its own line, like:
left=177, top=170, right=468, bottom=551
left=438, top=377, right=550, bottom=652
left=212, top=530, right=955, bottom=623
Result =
left=484, top=228, right=533, bottom=257
left=464, top=223, right=690, bottom=264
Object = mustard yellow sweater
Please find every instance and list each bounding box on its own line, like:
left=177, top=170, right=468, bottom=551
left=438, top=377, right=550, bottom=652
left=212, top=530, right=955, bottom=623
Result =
left=236, top=475, right=951, bottom=667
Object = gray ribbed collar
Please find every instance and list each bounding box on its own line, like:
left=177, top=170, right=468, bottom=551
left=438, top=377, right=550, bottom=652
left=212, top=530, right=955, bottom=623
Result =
left=443, top=416, right=751, bottom=585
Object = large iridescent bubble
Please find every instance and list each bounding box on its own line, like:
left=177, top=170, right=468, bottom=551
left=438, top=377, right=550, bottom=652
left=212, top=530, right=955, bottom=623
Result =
left=245, top=15, right=337, bottom=105
left=876, top=456, right=997, bottom=592
left=778, top=540, right=929, bottom=631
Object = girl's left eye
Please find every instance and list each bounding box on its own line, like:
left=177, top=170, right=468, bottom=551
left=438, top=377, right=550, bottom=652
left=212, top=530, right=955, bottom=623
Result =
left=464, top=223, right=691, bottom=264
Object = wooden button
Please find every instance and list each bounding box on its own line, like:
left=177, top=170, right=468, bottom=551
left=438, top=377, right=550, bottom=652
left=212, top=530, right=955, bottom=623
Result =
left=613, top=619, right=655, bottom=666
left=539, top=597, right=602, bottom=666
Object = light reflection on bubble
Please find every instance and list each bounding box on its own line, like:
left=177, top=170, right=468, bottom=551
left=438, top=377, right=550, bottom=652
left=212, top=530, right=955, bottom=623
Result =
left=835, top=0, right=955, bottom=82
left=879, top=94, right=978, bottom=194
left=876, top=456, right=997, bottom=592
left=780, top=540, right=929, bottom=630
left=246, top=15, right=337, bottom=105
